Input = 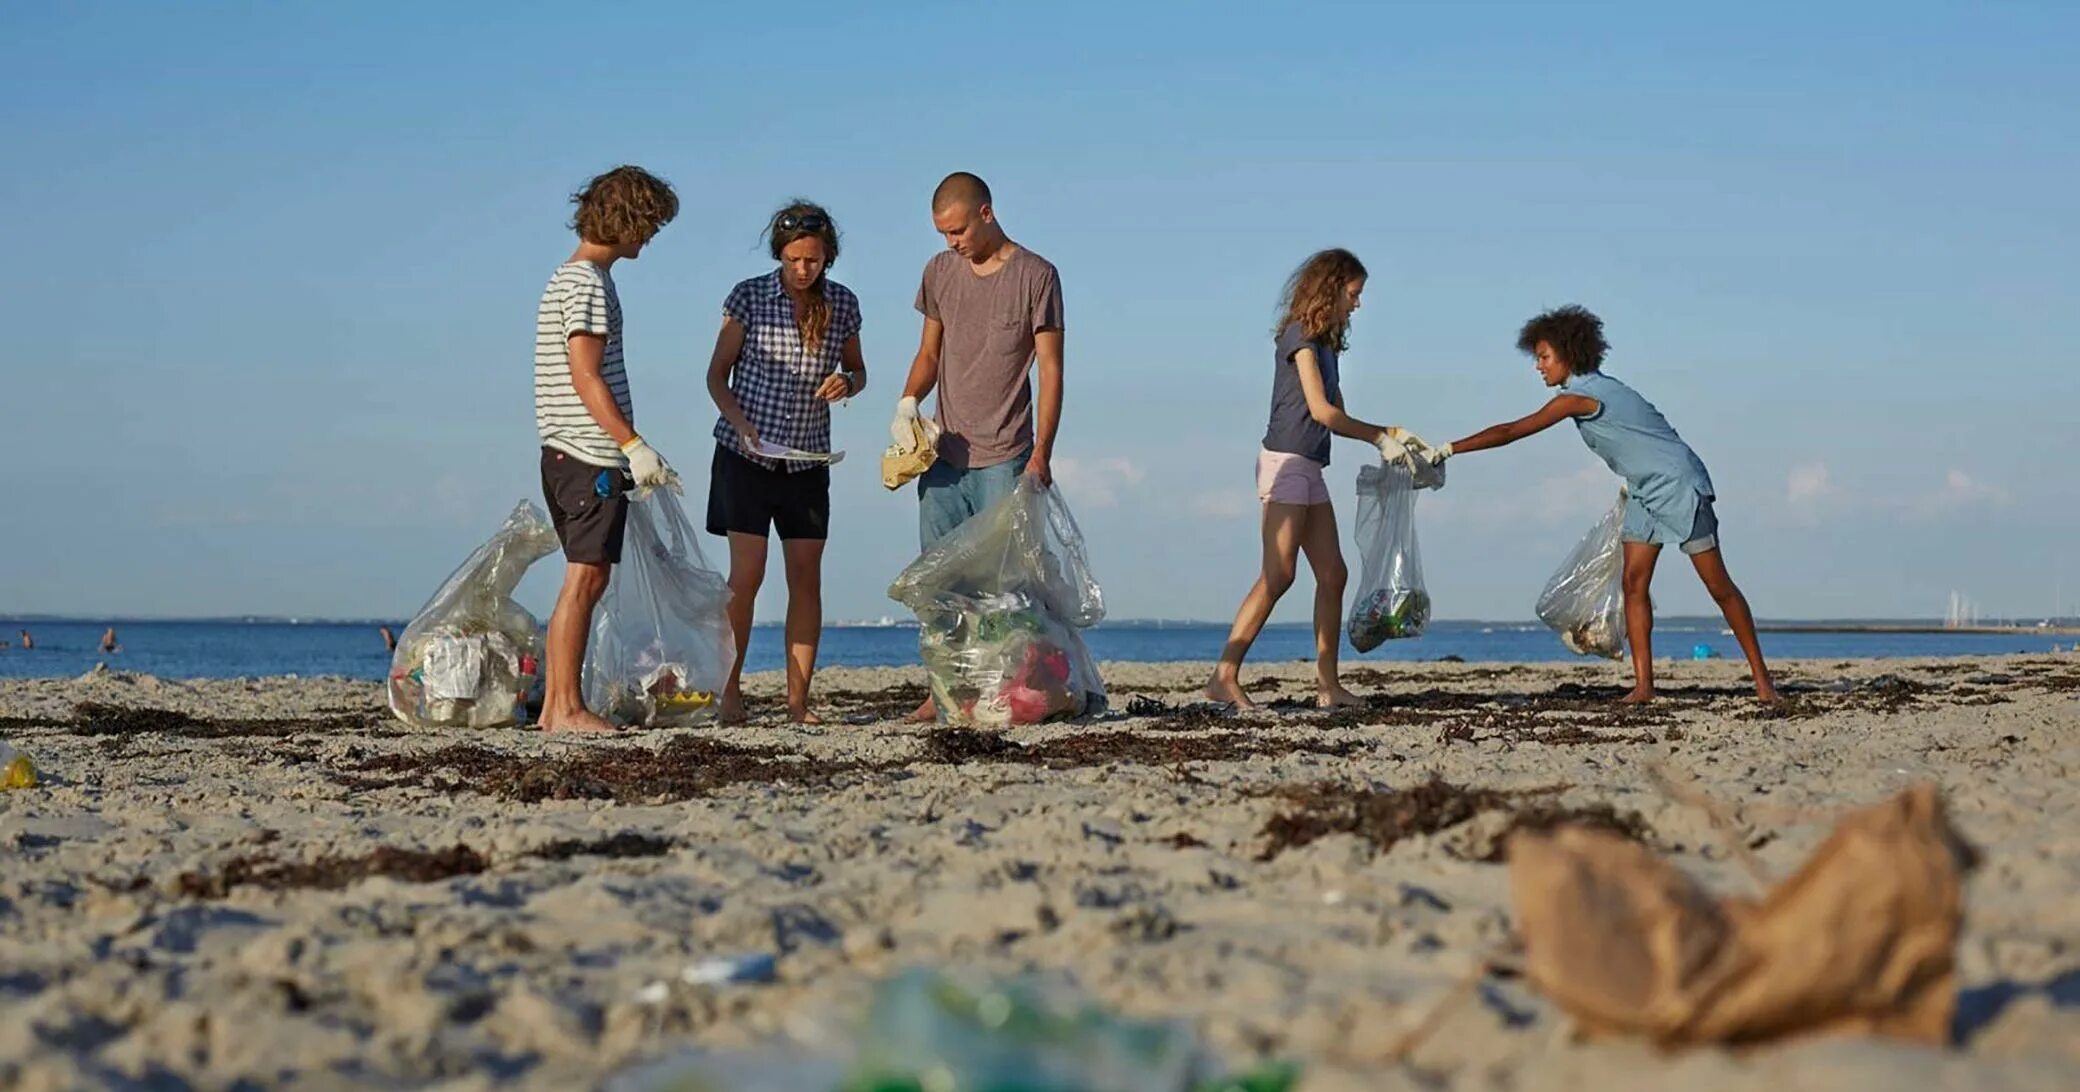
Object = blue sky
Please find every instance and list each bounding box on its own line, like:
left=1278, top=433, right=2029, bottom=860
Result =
left=2, top=1, right=2075, bottom=624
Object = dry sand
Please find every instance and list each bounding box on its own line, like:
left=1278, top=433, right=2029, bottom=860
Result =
left=1, top=654, right=2076, bottom=1090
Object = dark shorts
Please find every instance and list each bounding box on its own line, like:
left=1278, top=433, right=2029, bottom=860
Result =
left=540, top=447, right=632, bottom=564
left=707, top=445, right=831, bottom=540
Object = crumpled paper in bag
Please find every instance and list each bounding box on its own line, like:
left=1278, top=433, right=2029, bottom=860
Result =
left=1508, top=783, right=1975, bottom=1046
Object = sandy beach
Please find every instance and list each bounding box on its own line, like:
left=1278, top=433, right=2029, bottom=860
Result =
left=1, top=654, right=2075, bottom=1090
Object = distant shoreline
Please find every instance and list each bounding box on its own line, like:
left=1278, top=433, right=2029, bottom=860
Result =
left=5, top=615, right=2075, bottom=631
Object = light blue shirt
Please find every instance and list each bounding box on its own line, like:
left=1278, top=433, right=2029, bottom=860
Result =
left=1564, top=372, right=1715, bottom=530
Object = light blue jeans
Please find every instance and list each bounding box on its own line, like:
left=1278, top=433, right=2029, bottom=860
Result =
left=918, top=449, right=1030, bottom=550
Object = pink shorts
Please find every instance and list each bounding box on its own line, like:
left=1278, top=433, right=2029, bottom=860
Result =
left=1256, top=448, right=1331, bottom=506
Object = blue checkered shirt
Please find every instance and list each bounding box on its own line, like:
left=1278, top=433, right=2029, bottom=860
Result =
left=713, top=272, right=863, bottom=472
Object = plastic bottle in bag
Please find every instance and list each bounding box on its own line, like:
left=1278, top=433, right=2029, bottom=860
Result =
left=583, top=490, right=734, bottom=728
left=1537, top=490, right=1628, bottom=659
left=1346, top=458, right=1432, bottom=651
left=387, top=501, right=559, bottom=729
left=889, top=479, right=1107, bottom=725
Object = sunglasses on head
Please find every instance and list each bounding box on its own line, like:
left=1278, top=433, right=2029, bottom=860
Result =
left=776, top=211, right=828, bottom=233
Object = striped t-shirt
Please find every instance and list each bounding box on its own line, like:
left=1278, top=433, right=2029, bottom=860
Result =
left=535, top=261, right=631, bottom=467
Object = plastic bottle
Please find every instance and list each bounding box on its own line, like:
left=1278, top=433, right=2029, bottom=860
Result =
left=1, top=741, right=37, bottom=789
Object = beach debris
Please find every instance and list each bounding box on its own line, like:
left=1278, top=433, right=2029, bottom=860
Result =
left=608, top=967, right=1298, bottom=1092
left=683, top=952, right=778, bottom=986
left=890, top=479, right=1107, bottom=726
left=388, top=501, right=557, bottom=729
left=1508, top=782, right=1975, bottom=1046
left=585, top=490, right=733, bottom=728
left=1538, top=489, right=1629, bottom=660
left=1258, top=776, right=1651, bottom=861
left=336, top=737, right=861, bottom=804
left=174, top=843, right=490, bottom=898
left=1347, top=458, right=1431, bottom=650
left=1, top=740, right=37, bottom=789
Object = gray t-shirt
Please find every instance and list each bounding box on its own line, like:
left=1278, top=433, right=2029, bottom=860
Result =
left=1263, top=322, right=1340, bottom=466
left=914, top=246, right=1064, bottom=469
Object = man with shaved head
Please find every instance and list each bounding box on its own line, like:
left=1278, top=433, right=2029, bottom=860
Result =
left=890, top=171, right=1067, bottom=720
left=891, top=172, right=1065, bottom=540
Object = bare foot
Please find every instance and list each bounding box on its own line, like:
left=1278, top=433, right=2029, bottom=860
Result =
left=789, top=706, right=823, bottom=725
left=1618, top=688, right=1656, bottom=705
left=906, top=696, right=938, bottom=724
left=539, top=708, right=617, bottom=733
left=1754, top=683, right=1782, bottom=704
left=1203, top=674, right=1257, bottom=711
left=1317, top=684, right=1365, bottom=709
left=719, top=688, right=748, bottom=725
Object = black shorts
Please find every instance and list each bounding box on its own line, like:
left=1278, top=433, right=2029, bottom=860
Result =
left=540, top=447, right=632, bottom=564
left=706, top=445, right=830, bottom=540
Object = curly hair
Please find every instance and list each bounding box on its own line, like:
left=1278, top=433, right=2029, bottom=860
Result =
left=1516, top=304, right=1608, bottom=373
left=1276, top=249, right=1367, bottom=352
left=765, top=199, right=842, bottom=354
left=569, top=165, right=678, bottom=247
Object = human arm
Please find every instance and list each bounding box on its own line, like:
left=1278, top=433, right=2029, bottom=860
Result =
left=890, top=316, right=944, bottom=451
left=817, top=334, right=867, bottom=402
left=570, top=331, right=672, bottom=486
left=567, top=332, right=637, bottom=446
left=704, top=316, right=759, bottom=447
left=1294, top=346, right=1391, bottom=444
left=1445, top=393, right=1599, bottom=455
left=1026, top=328, right=1062, bottom=485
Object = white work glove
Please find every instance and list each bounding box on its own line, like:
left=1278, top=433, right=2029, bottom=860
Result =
left=889, top=396, right=941, bottom=453
left=619, top=435, right=678, bottom=492
left=1375, top=426, right=1416, bottom=465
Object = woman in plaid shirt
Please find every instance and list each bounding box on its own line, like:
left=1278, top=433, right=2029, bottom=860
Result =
left=704, top=201, right=869, bottom=724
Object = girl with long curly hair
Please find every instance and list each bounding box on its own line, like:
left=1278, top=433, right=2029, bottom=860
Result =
left=1205, top=249, right=1423, bottom=710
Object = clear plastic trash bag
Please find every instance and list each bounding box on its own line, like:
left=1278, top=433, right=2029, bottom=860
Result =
left=1537, top=489, right=1628, bottom=659
left=388, top=501, right=558, bottom=728
left=584, top=489, right=734, bottom=727
left=888, top=479, right=1106, bottom=725
left=1347, top=458, right=1431, bottom=651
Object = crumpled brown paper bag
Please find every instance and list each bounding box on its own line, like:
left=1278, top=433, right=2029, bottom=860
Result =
left=1508, top=783, right=1975, bottom=1046
left=882, top=416, right=938, bottom=491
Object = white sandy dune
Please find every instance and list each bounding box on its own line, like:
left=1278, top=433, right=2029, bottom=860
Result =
left=1, top=655, right=2076, bottom=1090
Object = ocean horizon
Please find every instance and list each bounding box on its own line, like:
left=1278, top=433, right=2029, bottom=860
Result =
left=1, top=616, right=2070, bottom=682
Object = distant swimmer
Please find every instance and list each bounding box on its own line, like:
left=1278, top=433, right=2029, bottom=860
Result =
left=100, top=627, right=120, bottom=654
left=17, top=630, right=31, bottom=650
left=380, top=625, right=397, bottom=653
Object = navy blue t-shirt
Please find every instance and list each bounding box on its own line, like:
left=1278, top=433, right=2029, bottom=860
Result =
left=1262, top=322, right=1340, bottom=465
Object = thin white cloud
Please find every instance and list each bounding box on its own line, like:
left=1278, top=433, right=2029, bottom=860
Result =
left=1052, top=456, right=1146, bottom=509
left=1786, top=462, right=1833, bottom=505
left=1910, top=468, right=2008, bottom=517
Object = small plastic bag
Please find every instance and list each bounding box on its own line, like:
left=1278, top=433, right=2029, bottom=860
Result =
left=1346, top=458, right=1431, bottom=651
left=388, top=501, right=558, bottom=728
left=1, top=740, right=37, bottom=789
left=584, top=490, right=734, bottom=727
left=888, top=479, right=1106, bottom=725
left=1538, top=490, right=1628, bottom=659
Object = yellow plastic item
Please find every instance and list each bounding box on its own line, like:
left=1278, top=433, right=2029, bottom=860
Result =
left=1, top=742, right=37, bottom=789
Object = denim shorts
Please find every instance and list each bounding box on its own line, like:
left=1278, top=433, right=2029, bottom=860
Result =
left=1622, top=494, right=1720, bottom=555
left=918, top=449, right=1031, bottom=551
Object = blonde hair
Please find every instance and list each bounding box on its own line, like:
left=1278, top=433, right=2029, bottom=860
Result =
left=1276, top=248, right=1367, bottom=352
